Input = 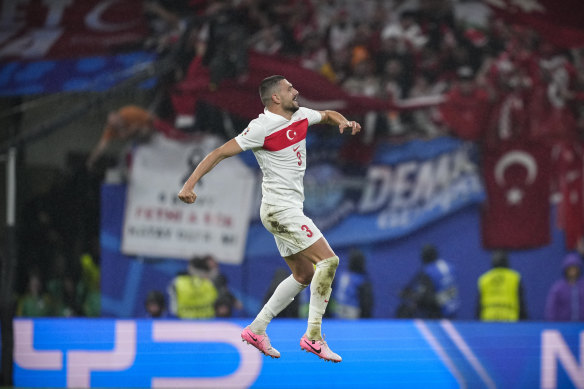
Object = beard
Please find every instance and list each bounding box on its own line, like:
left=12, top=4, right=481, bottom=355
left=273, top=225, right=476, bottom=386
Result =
left=283, top=100, right=300, bottom=113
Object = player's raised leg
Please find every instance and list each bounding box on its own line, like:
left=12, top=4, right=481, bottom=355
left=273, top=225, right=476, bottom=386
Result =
left=288, top=237, right=342, bottom=362
left=242, top=272, right=308, bottom=358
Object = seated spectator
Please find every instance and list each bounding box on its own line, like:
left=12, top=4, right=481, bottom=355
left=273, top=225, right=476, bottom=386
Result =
left=332, top=249, right=373, bottom=319
left=396, top=244, right=459, bottom=319
left=168, top=257, right=218, bottom=319
left=476, top=251, right=528, bottom=321
left=17, top=270, right=51, bottom=317
left=545, top=253, right=584, bottom=321
left=46, top=253, right=83, bottom=317
left=145, top=290, right=169, bottom=318
left=381, top=10, right=427, bottom=52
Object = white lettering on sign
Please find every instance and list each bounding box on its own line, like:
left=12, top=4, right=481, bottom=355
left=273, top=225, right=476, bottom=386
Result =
left=14, top=320, right=63, bottom=370
left=67, top=321, right=137, bottom=388
left=358, top=147, right=477, bottom=215
left=151, top=322, right=263, bottom=388
left=541, top=330, right=584, bottom=389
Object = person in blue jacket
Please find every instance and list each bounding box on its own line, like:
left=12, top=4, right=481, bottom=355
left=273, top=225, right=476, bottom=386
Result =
left=332, top=249, right=373, bottom=318
left=397, top=244, right=460, bottom=319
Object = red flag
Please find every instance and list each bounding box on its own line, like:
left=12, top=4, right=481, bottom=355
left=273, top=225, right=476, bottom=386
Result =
left=172, top=52, right=395, bottom=120
left=439, top=86, right=491, bottom=141
left=481, top=140, right=551, bottom=249
left=0, top=0, right=148, bottom=60
left=554, top=142, right=584, bottom=249
left=487, top=0, right=584, bottom=48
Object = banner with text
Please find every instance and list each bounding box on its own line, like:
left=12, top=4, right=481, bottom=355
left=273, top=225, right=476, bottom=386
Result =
left=121, top=134, right=256, bottom=264
left=246, top=137, right=485, bottom=257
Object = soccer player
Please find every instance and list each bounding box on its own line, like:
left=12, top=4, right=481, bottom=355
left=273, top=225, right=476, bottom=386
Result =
left=178, top=75, right=361, bottom=363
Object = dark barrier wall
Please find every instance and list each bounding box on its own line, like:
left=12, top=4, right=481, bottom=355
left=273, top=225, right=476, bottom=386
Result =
left=13, top=318, right=584, bottom=388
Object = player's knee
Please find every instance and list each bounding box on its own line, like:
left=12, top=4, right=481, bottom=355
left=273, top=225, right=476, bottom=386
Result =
left=329, top=255, right=339, bottom=268
left=295, top=271, right=313, bottom=285
left=317, top=255, right=339, bottom=270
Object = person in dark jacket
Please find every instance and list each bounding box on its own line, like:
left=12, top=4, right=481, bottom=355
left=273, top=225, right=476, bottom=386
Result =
left=332, top=249, right=373, bottom=318
left=397, top=244, right=459, bottom=319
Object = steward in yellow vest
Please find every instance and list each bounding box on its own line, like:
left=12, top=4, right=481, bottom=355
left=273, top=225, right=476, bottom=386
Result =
left=168, top=257, right=218, bottom=319
left=477, top=251, right=528, bottom=321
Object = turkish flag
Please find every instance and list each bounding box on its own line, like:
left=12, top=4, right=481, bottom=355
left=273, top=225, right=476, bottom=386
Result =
left=0, top=0, right=148, bottom=60
left=481, top=140, right=552, bottom=249
left=487, top=0, right=584, bottom=48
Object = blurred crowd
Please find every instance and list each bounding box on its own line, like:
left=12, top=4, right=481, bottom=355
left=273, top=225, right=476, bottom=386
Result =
left=15, top=0, right=584, bottom=320
left=138, top=0, right=584, bottom=143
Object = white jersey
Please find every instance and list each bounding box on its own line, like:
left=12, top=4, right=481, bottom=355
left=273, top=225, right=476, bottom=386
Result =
left=235, top=107, right=323, bottom=208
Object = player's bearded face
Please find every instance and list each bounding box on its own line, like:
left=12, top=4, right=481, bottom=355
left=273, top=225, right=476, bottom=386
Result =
left=279, top=80, right=300, bottom=112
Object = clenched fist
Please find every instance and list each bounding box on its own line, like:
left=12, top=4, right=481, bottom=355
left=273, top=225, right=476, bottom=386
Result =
left=178, top=188, right=197, bottom=204
left=339, top=120, right=361, bottom=135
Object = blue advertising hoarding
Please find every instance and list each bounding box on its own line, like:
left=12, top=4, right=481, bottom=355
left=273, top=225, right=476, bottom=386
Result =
left=13, top=318, right=584, bottom=388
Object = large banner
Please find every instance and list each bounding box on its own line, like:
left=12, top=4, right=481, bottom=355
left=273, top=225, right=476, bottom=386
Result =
left=245, top=137, right=485, bottom=257
left=0, top=0, right=148, bottom=60
left=13, top=319, right=584, bottom=388
left=121, top=134, right=256, bottom=264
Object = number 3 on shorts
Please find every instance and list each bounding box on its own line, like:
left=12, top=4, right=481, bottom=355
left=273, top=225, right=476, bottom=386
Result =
left=301, top=225, right=313, bottom=237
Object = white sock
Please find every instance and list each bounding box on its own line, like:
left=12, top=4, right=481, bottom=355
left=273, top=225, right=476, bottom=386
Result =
left=250, top=274, right=307, bottom=335
left=306, top=256, right=339, bottom=340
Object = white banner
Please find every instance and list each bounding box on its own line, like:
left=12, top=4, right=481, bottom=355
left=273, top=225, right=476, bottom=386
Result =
left=122, top=134, right=256, bottom=264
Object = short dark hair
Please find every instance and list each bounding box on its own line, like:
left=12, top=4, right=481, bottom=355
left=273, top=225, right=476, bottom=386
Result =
left=189, top=256, right=209, bottom=271
left=145, top=290, right=165, bottom=307
left=421, top=244, right=438, bottom=264
left=348, top=249, right=366, bottom=273
left=491, top=250, right=509, bottom=268
left=259, top=75, right=285, bottom=106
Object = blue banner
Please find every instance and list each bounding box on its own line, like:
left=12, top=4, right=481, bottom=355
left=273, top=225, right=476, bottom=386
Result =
left=246, top=136, right=485, bottom=257
left=0, top=51, right=156, bottom=95
left=13, top=318, right=584, bottom=388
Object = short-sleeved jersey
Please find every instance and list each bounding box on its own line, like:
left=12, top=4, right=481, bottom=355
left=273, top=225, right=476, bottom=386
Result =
left=235, top=107, right=322, bottom=208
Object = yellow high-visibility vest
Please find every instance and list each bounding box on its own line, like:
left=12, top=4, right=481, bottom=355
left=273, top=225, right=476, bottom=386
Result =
left=478, top=268, right=521, bottom=321
left=174, top=275, right=217, bottom=319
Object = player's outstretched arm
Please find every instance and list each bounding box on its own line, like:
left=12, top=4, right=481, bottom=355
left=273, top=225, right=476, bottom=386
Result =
left=178, top=138, right=243, bottom=204
left=319, top=110, right=361, bottom=135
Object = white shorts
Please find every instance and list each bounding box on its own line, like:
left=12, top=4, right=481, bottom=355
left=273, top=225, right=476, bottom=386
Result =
left=260, top=203, right=323, bottom=257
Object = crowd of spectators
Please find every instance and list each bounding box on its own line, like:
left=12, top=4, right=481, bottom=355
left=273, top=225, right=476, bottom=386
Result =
left=143, top=0, right=584, bottom=145
left=14, top=0, right=584, bottom=320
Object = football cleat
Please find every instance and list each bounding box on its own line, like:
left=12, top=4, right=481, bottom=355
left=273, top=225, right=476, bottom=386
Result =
left=241, top=326, right=280, bottom=358
left=300, top=334, right=342, bottom=363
